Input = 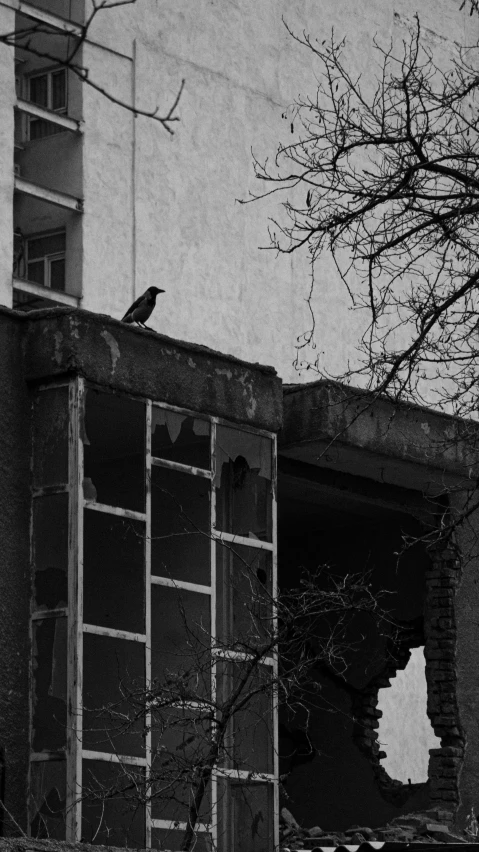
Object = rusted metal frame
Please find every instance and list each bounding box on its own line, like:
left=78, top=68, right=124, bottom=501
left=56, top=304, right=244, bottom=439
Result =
left=212, top=530, right=274, bottom=551
left=66, top=377, right=83, bottom=841
left=83, top=501, right=146, bottom=522
left=82, top=750, right=146, bottom=767
left=82, top=623, right=146, bottom=643
left=31, top=608, right=67, bottom=621
left=145, top=399, right=152, bottom=848
left=150, top=575, right=211, bottom=595
left=151, top=456, right=212, bottom=479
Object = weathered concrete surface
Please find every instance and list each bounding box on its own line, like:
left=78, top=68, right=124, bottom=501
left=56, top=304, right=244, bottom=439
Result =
left=452, top=501, right=479, bottom=830
left=0, top=313, right=31, bottom=832
left=280, top=381, right=479, bottom=492
left=18, top=307, right=283, bottom=432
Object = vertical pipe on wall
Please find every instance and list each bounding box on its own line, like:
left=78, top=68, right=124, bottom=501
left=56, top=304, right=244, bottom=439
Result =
left=131, top=38, right=137, bottom=303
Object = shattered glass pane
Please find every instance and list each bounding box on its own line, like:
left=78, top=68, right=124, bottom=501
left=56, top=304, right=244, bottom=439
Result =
left=32, top=618, right=67, bottom=752
left=215, top=427, right=272, bottom=542
left=151, top=408, right=210, bottom=470
left=151, top=828, right=212, bottom=851
left=81, top=759, right=146, bottom=847
left=217, top=661, right=273, bottom=774
left=216, top=544, right=272, bottom=649
left=83, top=510, right=145, bottom=634
left=33, top=494, right=68, bottom=610
left=151, top=466, right=210, bottom=585
left=30, top=759, right=66, bottom=839
left=83, top=633, right=145, bottom=758
left=151, top=585, right=211, bottom=698
left=83, top=389, right=145, bottom=513
left=150, top=706, right=212, bottom=821
left=33, top=387, right=69, bottom=488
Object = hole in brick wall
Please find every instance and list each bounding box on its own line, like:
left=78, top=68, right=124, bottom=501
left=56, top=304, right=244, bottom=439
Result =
left=377, top=646, right=441, bottom=783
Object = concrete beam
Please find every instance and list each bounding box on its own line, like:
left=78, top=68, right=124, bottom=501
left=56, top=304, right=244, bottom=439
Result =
left=280, top=380, right=479, bottom=492
left=15, top=307, right=282, bottom=432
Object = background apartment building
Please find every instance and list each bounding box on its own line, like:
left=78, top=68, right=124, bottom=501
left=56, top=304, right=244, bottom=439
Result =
left=0, top=0, right=476, bottom=381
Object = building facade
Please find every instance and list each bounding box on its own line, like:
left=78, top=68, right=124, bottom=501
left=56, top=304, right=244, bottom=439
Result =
left=2, top=1, right=479, bottom=850
left=1, top=307, right=479, bottom=850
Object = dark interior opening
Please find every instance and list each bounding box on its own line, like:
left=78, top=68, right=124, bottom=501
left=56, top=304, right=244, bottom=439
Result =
left=277, top=457, right=433, bottom=831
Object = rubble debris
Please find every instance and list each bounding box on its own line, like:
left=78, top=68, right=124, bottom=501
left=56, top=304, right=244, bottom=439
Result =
left=280, top=808, right=471, bottom=850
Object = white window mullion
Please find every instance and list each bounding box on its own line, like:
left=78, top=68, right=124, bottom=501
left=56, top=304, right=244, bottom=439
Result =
left=66, top=376, right=84, bottom=842
left=145, top=400, right=152, bottom=848
left=212, top=530, right=274, bottom=552
left=210, top=419, right=218, bottom=852
left=272, top=433, right=279, bottom=852
left=150, top=575, right=210, bottom=595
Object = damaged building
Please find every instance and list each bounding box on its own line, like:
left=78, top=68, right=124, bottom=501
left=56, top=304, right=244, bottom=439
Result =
left=1, top=306, right=479, bottom=850
left=0, top=0, right=479, bottom=848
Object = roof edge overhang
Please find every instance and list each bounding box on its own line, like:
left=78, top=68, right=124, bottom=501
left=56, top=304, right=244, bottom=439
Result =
left=280, top=380, right=479, bottom=494
left=0, top=307, right=283, bottom=432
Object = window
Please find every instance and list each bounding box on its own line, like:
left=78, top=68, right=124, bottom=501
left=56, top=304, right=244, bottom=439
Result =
left=27, top=67, right=67, bottom=140
left=30, top=382, right=278, bottom=851
left=26, top=231, right=66, bottom=291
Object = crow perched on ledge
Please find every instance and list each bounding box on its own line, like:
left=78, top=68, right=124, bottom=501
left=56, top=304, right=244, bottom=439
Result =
left=121, top=286, right=165, bottom=328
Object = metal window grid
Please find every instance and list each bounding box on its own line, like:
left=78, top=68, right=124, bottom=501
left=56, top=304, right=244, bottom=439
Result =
left=29, top=379, right=278, bottom=850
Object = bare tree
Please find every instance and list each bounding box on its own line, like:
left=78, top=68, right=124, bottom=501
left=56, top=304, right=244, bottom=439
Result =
left=245, top=16, right=479, bottom=420
left=5, top=0, right=183, bottom=133
left=79, top=552, right=391, bottom=851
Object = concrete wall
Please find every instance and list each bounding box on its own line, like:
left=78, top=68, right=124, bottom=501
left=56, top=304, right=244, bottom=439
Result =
left=0, top=313, right=32, bottom=833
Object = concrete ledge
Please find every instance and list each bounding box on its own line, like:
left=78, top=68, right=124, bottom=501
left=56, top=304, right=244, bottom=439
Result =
left=280, top=380, right=479, bottom=491
left=8, top=307, right=282, bottom=432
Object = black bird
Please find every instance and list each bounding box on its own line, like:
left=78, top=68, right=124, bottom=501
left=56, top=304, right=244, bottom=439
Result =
left=121, top=286, right=165, bottom=328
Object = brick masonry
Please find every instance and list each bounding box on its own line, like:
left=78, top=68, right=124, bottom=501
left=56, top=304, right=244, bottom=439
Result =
left=351, top=545, right=464, bottom=819
left=425, top=547, right=464, bottom=818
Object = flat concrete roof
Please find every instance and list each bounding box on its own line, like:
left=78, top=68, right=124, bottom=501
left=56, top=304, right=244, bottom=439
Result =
left=280, top=380, right=479, bottom=492
left=0, top=307, right=282, bottom=432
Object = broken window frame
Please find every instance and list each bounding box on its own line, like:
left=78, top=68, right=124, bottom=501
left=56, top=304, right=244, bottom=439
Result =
left=29, top=378, right=278, bottom=851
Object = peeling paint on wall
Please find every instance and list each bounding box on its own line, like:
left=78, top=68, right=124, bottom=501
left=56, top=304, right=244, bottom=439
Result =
left=100, top=329, right=121, bottom=373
